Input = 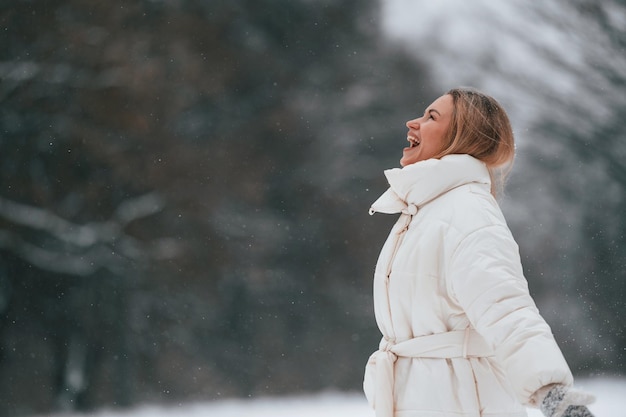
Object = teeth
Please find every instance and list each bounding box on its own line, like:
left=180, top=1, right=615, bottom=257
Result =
left=407, top=136, right=420, bottom=148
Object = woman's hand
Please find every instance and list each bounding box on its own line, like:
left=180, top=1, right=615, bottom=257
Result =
left=538, top=385, right=596, bottom=417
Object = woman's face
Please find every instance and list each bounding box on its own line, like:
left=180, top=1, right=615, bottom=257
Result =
left=400, top=94, right=453, bottom=167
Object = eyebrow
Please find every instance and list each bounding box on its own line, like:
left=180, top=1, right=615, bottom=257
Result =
left=426, top=108, right=441, bottom=116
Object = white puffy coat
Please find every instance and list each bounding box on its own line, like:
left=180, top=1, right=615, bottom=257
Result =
left=364, top=155, right=573, bottom=417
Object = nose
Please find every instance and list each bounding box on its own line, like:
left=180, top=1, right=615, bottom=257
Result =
left=406, top=118, right=420, bottom=129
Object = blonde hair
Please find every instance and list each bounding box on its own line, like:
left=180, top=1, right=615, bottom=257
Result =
left=433, top=87, right=515, bottom=196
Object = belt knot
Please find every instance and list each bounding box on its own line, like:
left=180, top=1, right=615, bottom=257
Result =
left=379, top=338, right=395, bottom=352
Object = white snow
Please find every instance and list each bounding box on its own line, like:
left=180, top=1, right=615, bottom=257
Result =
left=39, top=377, right=626, bottom=417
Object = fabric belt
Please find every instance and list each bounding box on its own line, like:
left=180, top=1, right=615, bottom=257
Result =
left=363, top=329, right=495, bottom=417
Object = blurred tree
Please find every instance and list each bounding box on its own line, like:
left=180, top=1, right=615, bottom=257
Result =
left=511, top=0, right=626, bottom=374
left=0, top=0, right=433, bottom=415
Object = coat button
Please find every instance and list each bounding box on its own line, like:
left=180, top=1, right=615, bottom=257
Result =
left=407, top=204, right=418, bottom=215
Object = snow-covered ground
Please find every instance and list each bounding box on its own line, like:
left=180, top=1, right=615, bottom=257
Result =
left=40, top=377, right=625, bottom=417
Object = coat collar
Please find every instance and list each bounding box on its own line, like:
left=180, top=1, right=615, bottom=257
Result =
left=369, top=154, right=491, bottom=215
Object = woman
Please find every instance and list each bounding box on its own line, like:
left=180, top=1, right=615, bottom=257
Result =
left=363, top=88, right=596, bottom=417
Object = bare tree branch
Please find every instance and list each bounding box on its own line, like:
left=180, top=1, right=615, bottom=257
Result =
left=0, top=192, right=175, bottom=276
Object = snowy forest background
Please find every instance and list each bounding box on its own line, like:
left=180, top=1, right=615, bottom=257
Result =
left=0, top=0, right=624, bottom=416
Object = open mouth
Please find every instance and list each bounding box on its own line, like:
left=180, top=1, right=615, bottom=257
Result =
left=407, top=136, right=420, bottom=148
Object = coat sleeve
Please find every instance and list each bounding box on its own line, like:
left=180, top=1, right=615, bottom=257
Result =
left=448, top=224, right=574, bottom=405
